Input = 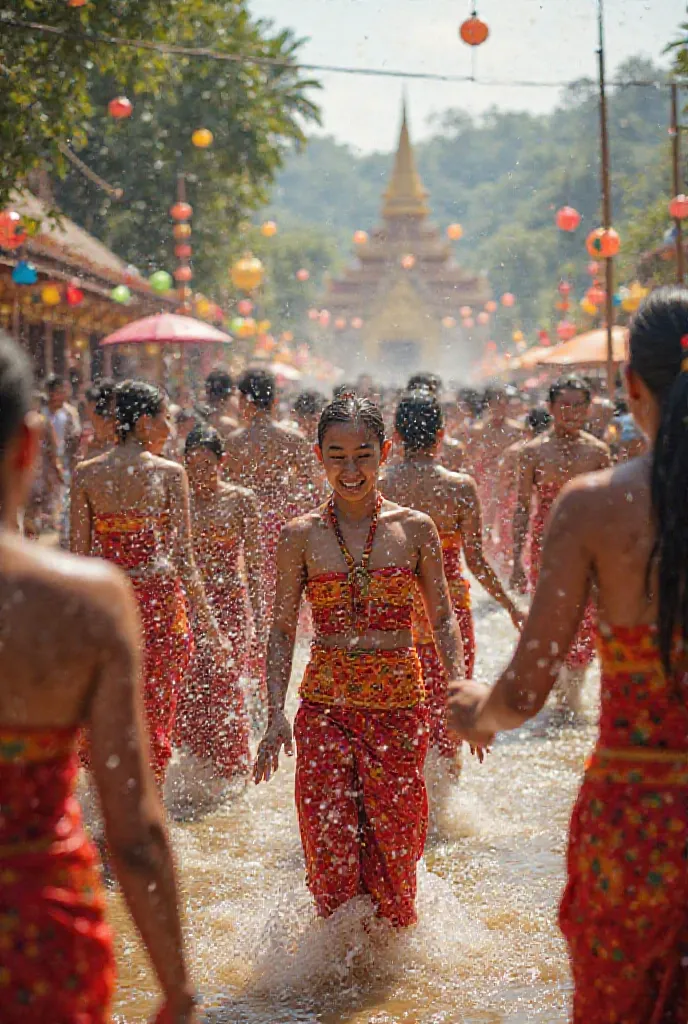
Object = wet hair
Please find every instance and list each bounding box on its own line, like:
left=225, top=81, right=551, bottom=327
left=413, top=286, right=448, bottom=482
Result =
left=85, top=377, right=115, bottom=419
left=395, top=390, right=444, bottom=451
left=114, top=379, right=166, bottom=443
left=205, top=369, right=233, bottom=404
left=525, top=407, right=552, bottom=435
left=317, top=392, right=386, bottom=449
left=45, top=374, right=64, bottom=395
left=294, top=390, right=327, bottom=419
left=0, top=332, right=32, bottom=453
left=333, top=383, right=356, bottom=400
left=548, top=375, right=592, bottom=405
left=629, top=286, right=688, bottom=672
left=237, top=368, right=275, bottom=411
left=407, top=372, right=442, bottom=394
left=184, top=423, right=224, bottom=462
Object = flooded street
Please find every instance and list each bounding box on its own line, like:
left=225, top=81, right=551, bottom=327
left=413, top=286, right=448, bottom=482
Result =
left=109, top=587, right=598, bottom=1023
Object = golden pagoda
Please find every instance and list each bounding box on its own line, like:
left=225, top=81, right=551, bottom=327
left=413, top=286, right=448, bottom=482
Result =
left=323, top=101, right=491, bottom=380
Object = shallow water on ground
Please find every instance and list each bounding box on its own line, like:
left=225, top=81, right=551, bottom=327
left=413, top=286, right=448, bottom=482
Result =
left=110, top=589, right=598, bottom=1023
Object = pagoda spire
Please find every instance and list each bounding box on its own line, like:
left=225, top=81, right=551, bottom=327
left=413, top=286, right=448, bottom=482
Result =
left=381, top=98, right=429, bottom=220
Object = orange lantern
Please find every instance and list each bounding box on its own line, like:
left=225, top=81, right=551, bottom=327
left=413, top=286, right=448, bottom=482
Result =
left=0, top=210, right=26, bottom=250
left=512, top=329, right=524, bottom=343
left=174, top=243, right=192, bottom=259
left=669, top=194, right=688, bottom=220
left=459, top=14, right=489, bottom=46
left=555, top=206, right=581, bottom=232
left=68, top=0, right=88, bottom=6
left=191, top=128, right=214, bottom=148
left=586, top=226, right=620, bottom=258
left=257, top=319, right=272, bottom=334
left=282, top=330, right=294, bottom=343
left=447, top=223, right=463, bottom=241
left=108, top=96, right=133, bottom=119
left=170, top=202, right=193, bottom=221
left=460, top=305, right=472, bottom=318
left=401, top=254, right=416, bottom=270
left=501, top=292, right=516, bottom=307
left=463, top=317, right=475, bottom=329
left=260, top=220, right=278, bottom=238
left=351, top=317, right=363, bottom=329
left=477, top=311, right=490, bottom=325
left=230, top=254, right=264, bottom=292
left=296, top=268, right=310, bottom=282
left=353, top=230, right=368, bottom=245
left=485, top=299, right=497, bottom=313
left=442, top=316, right=457, bottom=328
left=238, top=318, right=257, bottom=338
left=173, top=223, right=192, bottom=240
left=334, top=317, right=347, bottom=330
left=174, top=266, right=193, bottom=283
left=556, top=300, right=570, bottom=312
left=586, top=282, right=606, bottom=306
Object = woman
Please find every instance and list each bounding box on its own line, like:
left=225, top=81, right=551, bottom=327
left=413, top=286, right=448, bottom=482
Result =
left=71, top=380, right=227, bottom=787
left=381, top=389, right=523, bottom=775
left=77, top=378, right=116, bottom=463
left=0, top=338, right=196, bottom=1022
left=450, top=286, right=688, bottom=1021
left=254, top=393, right=466, bottom=927
left=175, top=424, right=265, bottom=781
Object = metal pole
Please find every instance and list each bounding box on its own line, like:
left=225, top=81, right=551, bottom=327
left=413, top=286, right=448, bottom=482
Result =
left=671, top=83, right=685, bottom=284
left=597, top=0, right=615, bottom=394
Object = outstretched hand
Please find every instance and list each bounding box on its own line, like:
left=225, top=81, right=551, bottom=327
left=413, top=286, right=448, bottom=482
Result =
left=253, top=711, right=293, bottom=784
left=447, top=678, right=495, bottom=751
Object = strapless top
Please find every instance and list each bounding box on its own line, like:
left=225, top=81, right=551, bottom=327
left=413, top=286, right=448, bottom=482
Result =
left=93, top=511, right=169, bottom=571
left=597, top=624, right=688, bottom=752
left=192, top=530, right=242, bottom=580
left=412, top=532, right=469, bottom=645
left=305, top=566, right=416, bottom=636
left=0, top=726, right=83, bottom=855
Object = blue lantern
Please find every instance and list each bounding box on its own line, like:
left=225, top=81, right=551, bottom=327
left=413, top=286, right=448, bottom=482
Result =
left=12, top=260, right=37, bottom=285
left=612, top=291, right=623, bottom=307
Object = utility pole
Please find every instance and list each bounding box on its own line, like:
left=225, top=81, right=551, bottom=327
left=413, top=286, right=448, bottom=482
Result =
left=597, top=0, right=615, bottom=394
left=671, top=83, right=685, bottom=283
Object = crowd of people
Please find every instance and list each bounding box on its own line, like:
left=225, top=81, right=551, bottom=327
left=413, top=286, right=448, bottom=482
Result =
left=1, top=286, right=686, bottom=1023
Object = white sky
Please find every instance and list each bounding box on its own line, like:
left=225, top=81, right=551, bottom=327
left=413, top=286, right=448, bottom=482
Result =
left=250, top=0, right=686, bottom=152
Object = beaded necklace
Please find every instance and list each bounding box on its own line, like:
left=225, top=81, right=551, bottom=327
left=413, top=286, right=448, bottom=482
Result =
left=327, top=492, right=383, bottom=630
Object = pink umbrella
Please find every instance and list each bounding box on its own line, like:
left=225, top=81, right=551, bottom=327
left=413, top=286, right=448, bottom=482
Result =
left=100, top=312, right=232, bottom=347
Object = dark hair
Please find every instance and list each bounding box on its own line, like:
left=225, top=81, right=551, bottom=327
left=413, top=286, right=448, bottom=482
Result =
left=548, top=375, right=592, bottom=405
left=629, top=286, right=688, bottom=672
left=525, top=407, right=552, bottom=435
left=115, top=379, right=166, bottom=443
left=317, top=393, right=386, bottom=449
left=205, top=369, right=233, bottom=404
left=86, top=377, right=115, bottom=419
left=184, top=423, right=224, bottom=462
left=333, top=383, right=356, bottom=400
left=45, top=374, right=64, bottom=395
left=0, top=333, right=32, bottom=453
left=407, top=372, right=442, bottom=394
left=294, top=390, right=327, bottom=419
left=395, top=389, right=444, bottom=451
left=238, top=368, right=275, bottom=411
left=484, top=385, right=507, bottom=404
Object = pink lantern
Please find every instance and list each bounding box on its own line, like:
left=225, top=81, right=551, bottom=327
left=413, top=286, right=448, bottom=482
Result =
left=558, top=280, right=572, bottom=296
left=319, top=310, right=331, bottom=327
left=237, top=298, right=254, bottom=316
left=307, top=308, right=319, bottom=321
left=501, top=292, right=516, bottom=307
left=463, top=317, right=475, bottom=329
left=587, top=261, right=600, bottom=276
left=477, top=311, right=490, bottom=325
left=586, top=282, right=606, bottom=306
left=351, top=317, right=363, bottom=329
left=485, top=299, right=498, bottom=313
left=486, top=340, right=498, bottom=353
left=538, top=329, right=551, bottom=346
left=296, top=268, right=310, bottom=282
left=557, top=319, right=576, bottom=341
left=555, top=206, right=581, bottom=232
left=459, top=305, right=472, bottom=318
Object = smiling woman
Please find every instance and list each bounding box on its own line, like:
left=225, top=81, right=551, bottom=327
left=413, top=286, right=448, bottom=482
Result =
left=253, top=391, right=468, bottom=927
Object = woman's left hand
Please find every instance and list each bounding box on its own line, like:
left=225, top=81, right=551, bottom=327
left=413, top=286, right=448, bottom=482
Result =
left=447, top=678, right=495, bottom=749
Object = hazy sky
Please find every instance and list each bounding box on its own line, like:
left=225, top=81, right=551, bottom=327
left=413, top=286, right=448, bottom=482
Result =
left=251, top=0, right=685, bottom=153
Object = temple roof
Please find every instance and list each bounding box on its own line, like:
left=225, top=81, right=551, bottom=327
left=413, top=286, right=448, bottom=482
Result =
left=381, top=101, right=429, bottom=220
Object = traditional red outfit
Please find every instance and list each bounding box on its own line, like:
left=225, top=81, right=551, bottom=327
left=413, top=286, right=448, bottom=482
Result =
left=295, top=501, right=428, bottom=927
left=0, top=725, right=115, bottom=1021
left=559, top=625, right=688, bottom=1021
left=412, top=532, right=474, bottom=760
left=93, top=513, right=193, bottom=785
left=530, top=482, right=596, bottom=669
left=175, top=531, right=251, bottom=779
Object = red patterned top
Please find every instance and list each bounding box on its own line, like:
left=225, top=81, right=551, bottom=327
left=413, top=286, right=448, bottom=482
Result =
left=305, top=566, right=416, bottom=636
left=93, top=511, right=170, bottom=571
left=413, top=533, right=470, bottom=646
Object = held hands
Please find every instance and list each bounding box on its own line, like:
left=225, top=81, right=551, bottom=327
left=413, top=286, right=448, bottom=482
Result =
left=253, top=710, right=293, bottom=784
left=447, top=678, right=495, bottom=752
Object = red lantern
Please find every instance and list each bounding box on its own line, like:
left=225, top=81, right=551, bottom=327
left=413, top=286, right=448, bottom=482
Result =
left=558, top=280, right=572, bottom=296
left=351, top=317, right=364, bottom=329
left=174, top=243, right=192, bottom=259
left=586, top=226, right=620, bottom=258
left=556, top=300, right=570, bottom=312
left=170, top=202, right=193, bottom=221
left=296, top=268, right=310, bottom=282
left=477, top=311, right=490, bottom=325
left=237, top=298, right=254, bottom=316
left=557, top=320, right=576, bottom=341
left=669, top=194, right=688, bottom=220
left=555, top=206, right=581, bottom=232
left=353, top=230, right=369, bottom=245
left=459, top=15, right=489, bottom=46
left=65, top=279, right=84, bottom=307
left=501, top=292, right=516, bottom=307
left=0, top=210, right=27, bottom=250
left=108, top=97, right=133, bottom=119
left=460, top=305, right=472, bottom=318
left=538, top=329, right=551, bottom=346
left=174, top=266, right=193, bottom=283
left=586, top=282, right=606, bottom=306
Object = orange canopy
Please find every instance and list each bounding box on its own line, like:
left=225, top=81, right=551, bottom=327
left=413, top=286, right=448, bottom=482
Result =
left=539, top=326, right=629, bottom=367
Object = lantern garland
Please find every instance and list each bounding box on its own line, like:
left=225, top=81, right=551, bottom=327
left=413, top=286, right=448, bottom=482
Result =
left=170, top=187, right=193, bottom=313
left=459, top=9, right=489, bottom=46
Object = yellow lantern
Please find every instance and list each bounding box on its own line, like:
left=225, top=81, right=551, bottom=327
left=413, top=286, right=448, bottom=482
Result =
left=145, top=343, right=160, bottom=356
left=447, top=223, right=463, bottom=241
left=257, top=319, right=271, bottom=334
left=581, top=297, right=597, bottom=315
left=173, top=223, right=192, bottom=240
left=237, top=317, right=257, bottom=338
left=260, top=220, right=277, bottom=238
left=41, top=284, right=61, bottom=306
left=230, top=254, right=264, bottom=292
left=622, top=281, right=649, bottom=313
left=512, top=329, right=524, bottom=343
left=191, top=128, right=214, bottom=148
left=282, top=330, right=294, bottom=343
left=73, top=337, right=88, bottom=351
left=195, top=297, right=212, bottom=318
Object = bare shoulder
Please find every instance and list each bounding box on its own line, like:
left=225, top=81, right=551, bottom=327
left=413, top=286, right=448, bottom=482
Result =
left=554, top=464, right=617, bottom=528
left=580, top=431, right=611, bottom=456
left=383, top=499, right=438, bottom=542
left=519, top=433, right=546, bottom=461
left=220, top=481, right=259, bottom=512
left=438, top=464, right=478, bottom=490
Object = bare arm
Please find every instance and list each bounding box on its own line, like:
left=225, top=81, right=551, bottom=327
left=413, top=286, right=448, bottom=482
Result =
left=459, top=479, right=523, bottom=628
left=253, top=522, right=307, bottom=782
left=449, top=486, right=593, bottom=743
left=69, top=465, right=93, bottom=556
left=415, top=516, right=466, bottom=681
left=239, top=490, right=266, bottom=642
left=511, top=448, right=535, bottom=587
left=87, top=572, right=196, bottom=1021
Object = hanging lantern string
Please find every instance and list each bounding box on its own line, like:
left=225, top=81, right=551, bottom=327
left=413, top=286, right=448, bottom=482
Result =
left=2, top=16, right=682, bottom=91
left=57, top=143, right=123, bottom=199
